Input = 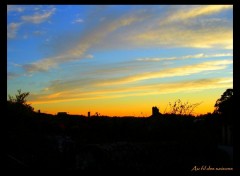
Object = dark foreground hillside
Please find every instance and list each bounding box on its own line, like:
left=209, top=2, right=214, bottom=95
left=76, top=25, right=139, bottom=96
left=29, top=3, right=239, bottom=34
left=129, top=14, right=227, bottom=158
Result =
left=6, top=111, right=233, bottom=173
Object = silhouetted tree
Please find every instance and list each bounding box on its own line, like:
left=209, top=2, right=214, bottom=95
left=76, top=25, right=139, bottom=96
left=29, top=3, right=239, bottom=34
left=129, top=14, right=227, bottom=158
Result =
left=214, top=89, right=233, bottom=115
left=214, top=88, right=233, bottom=124
left=167, top=99, right=202, bottom=116
left=8, top=89, right=34, bottom=114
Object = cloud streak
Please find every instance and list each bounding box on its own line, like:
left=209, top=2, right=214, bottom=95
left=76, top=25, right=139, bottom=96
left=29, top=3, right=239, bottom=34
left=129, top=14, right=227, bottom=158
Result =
left=20, top=5, right=232, bottom=74
left=21, top=7, right=56, bottom=24
left=22, top=10, right=147, bottom=73
left=7, top=5, right=24, bottom=13
left=97, top=60, right=232, bottom=86
left=126, top=23, right=232, bottom=49
left=29, top=77, right=232, bottom=104
left=163, top=5, right=232, bottom=23
left=72, top=18, right=84, bottom=24
left=7, top=6, right=56, bottom=39
left=7, top=72, right=21, bottom=79
left=27, top=59, right=232, bottom=99
left=92, top=5, right=232, bottom=50
left=7, top=22, right=22, bottom=39
left=136, top=53, right=233, bottom=62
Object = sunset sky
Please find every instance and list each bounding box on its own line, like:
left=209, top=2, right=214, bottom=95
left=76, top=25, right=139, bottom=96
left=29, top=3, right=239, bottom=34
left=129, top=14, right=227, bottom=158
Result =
left=7, top=5, right=233, bottom=116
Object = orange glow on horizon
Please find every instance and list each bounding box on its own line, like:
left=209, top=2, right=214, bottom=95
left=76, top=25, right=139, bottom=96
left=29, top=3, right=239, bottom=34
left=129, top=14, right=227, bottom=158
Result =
left=30, top=94, right=217, bottom=117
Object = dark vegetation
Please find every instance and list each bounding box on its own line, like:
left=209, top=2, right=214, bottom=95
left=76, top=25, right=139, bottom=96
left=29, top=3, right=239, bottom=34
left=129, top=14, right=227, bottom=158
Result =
left=6, top=89, right=233, bottom=172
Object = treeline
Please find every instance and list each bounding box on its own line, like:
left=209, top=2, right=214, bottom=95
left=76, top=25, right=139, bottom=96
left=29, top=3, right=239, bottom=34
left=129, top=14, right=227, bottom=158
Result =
left=7, top=106, right=222, bottom=144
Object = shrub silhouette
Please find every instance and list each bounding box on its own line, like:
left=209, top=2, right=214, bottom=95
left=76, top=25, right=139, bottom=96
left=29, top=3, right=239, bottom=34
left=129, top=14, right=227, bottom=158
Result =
left=167, top=99, right=202, bottom=115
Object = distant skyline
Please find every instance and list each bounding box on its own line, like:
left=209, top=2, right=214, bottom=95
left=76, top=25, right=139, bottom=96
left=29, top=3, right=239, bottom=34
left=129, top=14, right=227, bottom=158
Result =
left=7, top=5, right=233, bottom=116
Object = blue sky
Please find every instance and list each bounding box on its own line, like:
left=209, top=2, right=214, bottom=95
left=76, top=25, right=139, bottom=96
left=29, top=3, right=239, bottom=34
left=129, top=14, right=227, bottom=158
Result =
left=7, top=5, right=233, bottom=116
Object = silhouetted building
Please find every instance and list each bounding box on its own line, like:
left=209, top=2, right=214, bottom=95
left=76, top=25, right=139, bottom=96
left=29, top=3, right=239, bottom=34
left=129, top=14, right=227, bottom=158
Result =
left=150, top=106, right=162, bottom=118
left=88, top=111, right=90, bottom=117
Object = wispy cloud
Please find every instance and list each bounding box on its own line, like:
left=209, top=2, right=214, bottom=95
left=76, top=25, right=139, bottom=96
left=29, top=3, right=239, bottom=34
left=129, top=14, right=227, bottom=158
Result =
left=33, top=30, right=46, bottom=36
left=29, top=77, right=232, bottom=104
left=7, top=22, right=22, bottom=39
left=21, top=7, right=56, bottom=24
left=88, top=5, right=232, bottom=50
left=85, top=54, right=94, bottom=59
left=125, top=22, right=232, bottom=49
left=23, top=55, right=63, bottom=72
left=164, top=5, right=232, bottom=23
left=96, top=60, right=233, bottom=86
left=72, top=18, right=84, bottom=24
left=30, top=59, right=232, bottom=96
left=17, top=5, right=232, bottom=74
left=8, top=6, right=55, bottom=39
left=136, top=53, right=233, bottom=62
left=7, top=5, right=24, bottom=13
left=7, top=72, right=21, bottom=79
left=22, top=10, right=147, bottom=73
